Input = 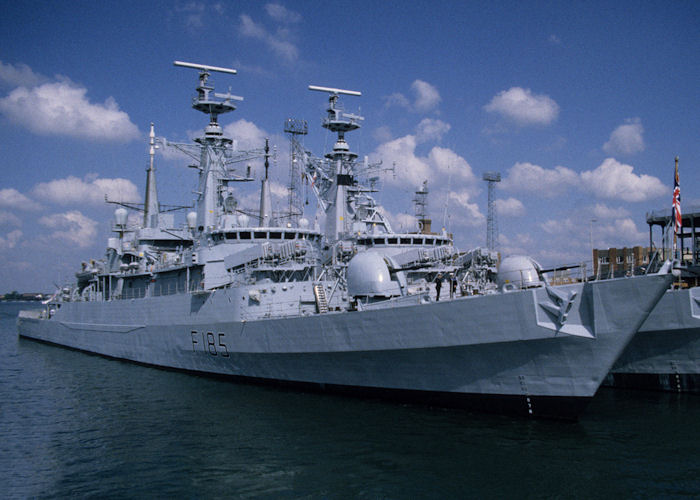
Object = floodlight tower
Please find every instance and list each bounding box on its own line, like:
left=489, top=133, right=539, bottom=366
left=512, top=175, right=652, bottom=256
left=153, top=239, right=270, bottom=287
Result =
left=483, top=172, right=501, bottom=251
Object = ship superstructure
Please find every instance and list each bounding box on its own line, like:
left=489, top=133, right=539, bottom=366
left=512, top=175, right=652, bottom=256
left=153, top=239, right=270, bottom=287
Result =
left=17, top=63, right=676, bottom=419
left=288, top=87, right=465, bottom=301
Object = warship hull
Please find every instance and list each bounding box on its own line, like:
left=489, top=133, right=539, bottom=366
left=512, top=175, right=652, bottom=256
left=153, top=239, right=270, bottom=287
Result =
left=18, top=273, right=671, bottom=419
left=606, top=287, right=700, bottom=393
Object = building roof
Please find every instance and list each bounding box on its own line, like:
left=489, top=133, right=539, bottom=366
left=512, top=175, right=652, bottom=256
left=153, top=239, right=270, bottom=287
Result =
left=646, top=204, right=700, bottom=227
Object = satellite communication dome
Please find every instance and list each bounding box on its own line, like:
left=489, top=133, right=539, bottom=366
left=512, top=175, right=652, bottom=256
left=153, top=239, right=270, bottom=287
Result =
left=298, top=217, right=309, bottom=228
left=114, top=208, right=128, bottom=226
left=346, top=252, right=400, bottom=298
left=497, top=255, right=544, bottom=289
left=186, top=211, right=197, bottom=229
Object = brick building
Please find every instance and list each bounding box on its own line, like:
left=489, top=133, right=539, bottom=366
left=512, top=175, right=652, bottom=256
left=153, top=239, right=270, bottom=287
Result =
left=593, top=246, right=651, bottom=278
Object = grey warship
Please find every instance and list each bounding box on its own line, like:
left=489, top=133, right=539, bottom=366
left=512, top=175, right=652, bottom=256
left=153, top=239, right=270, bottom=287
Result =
left=17, top=61, right=675, bottom=419
left=607, top=200, right=700, bottom=393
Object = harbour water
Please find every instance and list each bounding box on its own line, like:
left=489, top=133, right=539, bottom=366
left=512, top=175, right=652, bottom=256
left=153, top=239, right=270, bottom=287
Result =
left=2, top=302, right=699, bottom=498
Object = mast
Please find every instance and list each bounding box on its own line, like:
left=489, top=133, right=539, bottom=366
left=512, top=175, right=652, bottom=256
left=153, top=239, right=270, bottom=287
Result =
left=259, top=138, right=273, bottom=226
left=413, top=180, right=432, bottom=234
left=283, top=118, right=308, bottom=225
left=483, top=172, right=501, bottom=251
left=172, top=61, right=245, bottom=232
left=308, top=85, right=362, bottom=242
left=143, top=123, right=160, bottom=228
left=288, top=86, right=395, bottom=245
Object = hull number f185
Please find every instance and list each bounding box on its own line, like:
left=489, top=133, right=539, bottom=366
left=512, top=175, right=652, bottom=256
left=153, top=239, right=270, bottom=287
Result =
left=191, top=330, right=229, bottom=357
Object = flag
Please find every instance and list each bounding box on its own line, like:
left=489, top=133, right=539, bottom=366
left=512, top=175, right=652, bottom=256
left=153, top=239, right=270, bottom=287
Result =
left=672, top=157, right=681, bottom=235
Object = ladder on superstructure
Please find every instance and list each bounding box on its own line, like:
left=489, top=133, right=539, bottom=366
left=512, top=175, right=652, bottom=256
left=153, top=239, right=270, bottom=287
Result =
left=313, top=283, right=329, bottom=313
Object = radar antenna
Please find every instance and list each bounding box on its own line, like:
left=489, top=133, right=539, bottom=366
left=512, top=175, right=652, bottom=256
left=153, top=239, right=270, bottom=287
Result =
left=308, top=85, right=362, bottom=96
left=173, top=60, right=242, bottom=135
left=308, top=85, right=363, bottom=141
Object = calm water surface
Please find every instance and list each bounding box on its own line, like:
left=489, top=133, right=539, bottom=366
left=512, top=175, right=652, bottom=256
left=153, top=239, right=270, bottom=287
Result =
left=2, top=302, right=699, bottom=498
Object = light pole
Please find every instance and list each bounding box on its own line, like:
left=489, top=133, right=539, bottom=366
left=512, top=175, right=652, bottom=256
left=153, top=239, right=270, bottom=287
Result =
left=589, top=218, right=597, bottom=276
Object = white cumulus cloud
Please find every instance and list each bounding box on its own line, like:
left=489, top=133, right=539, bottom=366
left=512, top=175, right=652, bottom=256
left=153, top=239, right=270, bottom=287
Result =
left=0, top=60, right=47, bottom=88
left=603, top=118, right=645, bottom=155
left=580, top=158, right=667, bottom=202
left=373, top=125, right=393, bottom=143
left=500, top=162, right=577, bottom=197
left=411, top=80, right=441, bottom=113
left=446, top=190, right=485, bottom=227
left=239, top=13, right=299, bottom=62
left=33, top=176, right=140, bottom=205
left=375, top=135, right=430, bottom=187
left=484, top=87, right=559, bottom=125
left=265, top=3, right=302, bottom=23
left=591, top=203, right=630, bottom=219
left=0, top=188, right=42, bottom=211
left=384, top=80, right=441, bottom=113
left=373, top=135, right=476, bottom=191
left=223, top=118, right=268, bottom=151
left=379, top=207, right=419, bottom=233
left=416, top=118, right=450, bottom=143
left=384, top=92, right=410, bottom=109
left=38, top=211, right=97, bottom=248
left=596, top=218, right=647, bottom=246
left=269, top=181, right=288, bottom=199
left=539, top=217, right=578, bottom=235
left=0, top=210, right=21, bottom=227
left=0, top=80, right=140, bottom=141
left=496, top=197, right=525, bottom=217
left=176, top=2, right=206, bottom=30
left=0, top=229, right=22, bottom=249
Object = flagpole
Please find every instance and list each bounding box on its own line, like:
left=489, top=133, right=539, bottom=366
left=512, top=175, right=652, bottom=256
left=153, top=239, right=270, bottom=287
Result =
left=672, top=156, right=681, bottom=261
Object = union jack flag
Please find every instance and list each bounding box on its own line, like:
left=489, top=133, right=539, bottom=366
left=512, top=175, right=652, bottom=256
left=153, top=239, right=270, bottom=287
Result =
left=672, top=158, right=681, bottom=235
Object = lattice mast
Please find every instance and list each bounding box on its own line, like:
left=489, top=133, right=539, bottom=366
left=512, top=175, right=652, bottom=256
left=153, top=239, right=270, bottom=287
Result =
left=413, top=180, right=432, bottom=234
left=283, top=118, right=308, bottom=225
left=483, top=172, right=501, bottom=251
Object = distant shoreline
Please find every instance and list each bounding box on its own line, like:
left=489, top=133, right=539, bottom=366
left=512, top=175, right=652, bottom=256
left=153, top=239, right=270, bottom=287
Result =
left=0, top=295, right=48, bottom=302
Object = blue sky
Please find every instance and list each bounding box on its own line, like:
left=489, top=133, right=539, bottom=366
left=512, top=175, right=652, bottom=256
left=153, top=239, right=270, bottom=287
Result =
left=1, top=1, right=698, bottom=291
